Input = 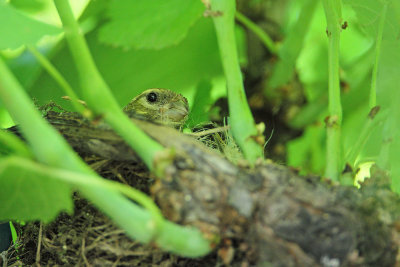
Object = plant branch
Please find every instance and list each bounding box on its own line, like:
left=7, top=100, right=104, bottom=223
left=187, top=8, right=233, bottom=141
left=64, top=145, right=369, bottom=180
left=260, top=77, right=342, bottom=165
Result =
left=5, top=156, right=164, bottom=231
left=322, top=0, right=343, bottom=181
left=235, top=11, right=277, bottom=54
left=53, top=0, right=164, bottom=170
left=210, top=0, right=264, bottom=164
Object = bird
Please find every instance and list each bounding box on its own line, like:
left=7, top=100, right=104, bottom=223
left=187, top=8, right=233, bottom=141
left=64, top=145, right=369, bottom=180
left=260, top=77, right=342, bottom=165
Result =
left=123, top=88, right=189, bottom=129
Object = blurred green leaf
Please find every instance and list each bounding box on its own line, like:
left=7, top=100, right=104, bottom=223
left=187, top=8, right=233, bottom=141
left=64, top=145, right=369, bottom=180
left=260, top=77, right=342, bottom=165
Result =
left=98, top=0, right=205, bottom=49
left=185, top=80, right=213, bottom=128
left=345, top=0, right=400, bottom=186
left=28, top=18, right=223, bottom=109
left=287, top=2, right=392, bottom=179
left=292, top=3, right=374, bottom=124
left=287, top=125, right=326, bottom=175
left=376, top=40, right=400, bottom=107
left=343, top=0, right=400, bottom=108
left=380, top=40, right=400, bottom=189
left=267, top=0, right=318, bottom=92
left=10, top=0, right=47, bottom=13
left=288, top=87, right=327, bottom=129
left=0, top=2, right=60, bottom=50
left=344, top=0, right=400, bottom=41
left=389, top=90, right=400, bottom=193
left=0, top=156, right=73, bottom=222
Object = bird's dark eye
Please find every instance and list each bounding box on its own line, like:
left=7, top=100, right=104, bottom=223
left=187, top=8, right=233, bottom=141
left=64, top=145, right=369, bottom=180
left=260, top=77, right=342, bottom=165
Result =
left=146, top=92, right=158, bottom=103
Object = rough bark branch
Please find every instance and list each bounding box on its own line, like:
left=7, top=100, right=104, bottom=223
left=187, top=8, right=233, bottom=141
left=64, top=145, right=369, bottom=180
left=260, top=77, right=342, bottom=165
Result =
left=29, top=111, right=400, bottom=266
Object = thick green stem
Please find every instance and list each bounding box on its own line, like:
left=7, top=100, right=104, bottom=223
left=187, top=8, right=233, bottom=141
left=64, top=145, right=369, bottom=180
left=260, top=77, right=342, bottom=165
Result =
left=322, top=0, right=343, bottom=181
left=211, top=0, right=263, bottom=164
left=235, top=11, right=277, bottom=54
left=53, top=0, right=163, bottom=170
left=6, top=156, right=164, bottom=231
left=370, top=3, right=387, bottom=108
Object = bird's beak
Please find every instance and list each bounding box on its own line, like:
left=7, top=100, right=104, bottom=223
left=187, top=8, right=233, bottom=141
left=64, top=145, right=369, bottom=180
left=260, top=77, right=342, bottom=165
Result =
left=164, top=99, right=189, bottom=122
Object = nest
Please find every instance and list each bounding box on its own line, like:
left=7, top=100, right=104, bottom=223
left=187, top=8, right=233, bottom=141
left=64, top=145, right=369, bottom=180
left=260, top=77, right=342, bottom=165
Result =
left=4, top=130, right=246, bottom=266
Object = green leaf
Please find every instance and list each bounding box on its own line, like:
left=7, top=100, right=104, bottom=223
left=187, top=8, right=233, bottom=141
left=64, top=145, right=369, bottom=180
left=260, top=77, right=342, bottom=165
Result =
left=376, top=40, right=400, bottom=107
left=28, top=18, right=223, bottom=109
left=185, top=81, right=213, bottom=128
left=0, top=157, right=73, bottom=222
left=286, top=125, right=326, bottom=175
left=0, top=2, right=61, bottom=50
left=98, top=0, right=205, bottom=49
left=9, top=0, right=47, bottom=13
left=344, top=0, right=400, bottom=41
left=267, top=0, right=318, bottom=91
left=345, top=0, right=400, bottom=186
left=389, top=94, right=400, bottom=193
left=380, top=40, right=400, bottom=189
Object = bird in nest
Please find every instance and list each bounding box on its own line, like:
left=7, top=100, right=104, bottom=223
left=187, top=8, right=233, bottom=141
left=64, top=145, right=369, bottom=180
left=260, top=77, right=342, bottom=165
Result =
left=123, top=88, right=189, bottom=129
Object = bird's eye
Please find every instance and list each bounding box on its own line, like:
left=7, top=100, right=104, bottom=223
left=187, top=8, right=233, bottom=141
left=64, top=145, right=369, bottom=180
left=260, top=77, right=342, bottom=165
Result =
left=146, top=92, right=158, bottom=103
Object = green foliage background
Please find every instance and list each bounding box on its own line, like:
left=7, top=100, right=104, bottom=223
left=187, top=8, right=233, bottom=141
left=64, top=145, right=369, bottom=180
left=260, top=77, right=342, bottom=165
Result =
left=0, top=0, right=400, bottom=257
left=285, top=0, right=400, bottom=183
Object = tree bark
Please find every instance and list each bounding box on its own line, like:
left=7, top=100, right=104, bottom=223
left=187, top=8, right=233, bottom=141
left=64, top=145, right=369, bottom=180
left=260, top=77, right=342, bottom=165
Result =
left=35, top=111, right=400, bottom=266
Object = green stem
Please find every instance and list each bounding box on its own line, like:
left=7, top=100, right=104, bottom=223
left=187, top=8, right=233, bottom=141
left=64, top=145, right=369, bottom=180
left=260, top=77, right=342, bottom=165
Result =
left=7, top=156, right=164, bottom=232
left=211, top=0, right=263, bottom=164
left=369, top=3, right=387, bottom=108
left=53, top=0, right=164, bottom=170
left=322, top=0, right=343, bottom=181
left=27, top=45, right=89, bottom=117
left=235, top=11, right=277, bottom=54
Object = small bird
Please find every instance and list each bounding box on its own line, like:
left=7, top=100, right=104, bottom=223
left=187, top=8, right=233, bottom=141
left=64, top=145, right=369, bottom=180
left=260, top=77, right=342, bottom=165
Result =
left=123, top=88, right=189, bottom=128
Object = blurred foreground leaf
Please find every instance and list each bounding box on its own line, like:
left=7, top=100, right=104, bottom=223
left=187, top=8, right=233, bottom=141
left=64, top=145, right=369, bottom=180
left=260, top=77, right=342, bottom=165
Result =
left=287, top=125, right=326, bottom=174
left=185, top=81, right=213, bottom=128
left=344, top=0, right=400, bottom=107
left=344, top=0, right=400, bottom=41
left=0, top=156, right=73, bottom=222
left=267, top=0, right=317, bottom=92
left=345, top=0, right=400, bottom=187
